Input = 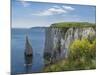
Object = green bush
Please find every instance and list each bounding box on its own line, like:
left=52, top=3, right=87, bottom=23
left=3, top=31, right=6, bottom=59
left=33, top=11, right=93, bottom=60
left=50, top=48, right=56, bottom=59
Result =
left=44, top=38, right=96, bottom=72
left=68, top=38, right=96, bottom=69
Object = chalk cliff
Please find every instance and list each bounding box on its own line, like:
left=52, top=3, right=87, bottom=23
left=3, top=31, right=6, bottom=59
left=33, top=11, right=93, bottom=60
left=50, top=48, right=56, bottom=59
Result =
left=44, top=22, right=96, bottom=64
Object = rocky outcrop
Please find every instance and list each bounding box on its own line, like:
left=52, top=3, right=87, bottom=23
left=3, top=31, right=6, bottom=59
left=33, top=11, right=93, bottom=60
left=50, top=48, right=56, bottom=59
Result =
left=44, top=23, right=96, bottom=64
left=25, top=36, right=33, bottom=56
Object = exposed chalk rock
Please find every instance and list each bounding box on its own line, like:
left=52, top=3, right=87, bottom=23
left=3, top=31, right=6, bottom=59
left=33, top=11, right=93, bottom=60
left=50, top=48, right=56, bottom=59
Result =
left=44, top=23, right=96, bottom=64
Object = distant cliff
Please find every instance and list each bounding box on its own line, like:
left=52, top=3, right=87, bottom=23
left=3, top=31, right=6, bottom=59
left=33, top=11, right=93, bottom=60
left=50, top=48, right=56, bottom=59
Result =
left=44, top=22, right=96, bottom=65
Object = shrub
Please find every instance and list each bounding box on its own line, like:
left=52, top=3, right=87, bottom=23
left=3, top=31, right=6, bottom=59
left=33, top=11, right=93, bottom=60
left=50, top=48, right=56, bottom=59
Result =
left=44, top=38, right=96, bottom=72
left=69, top=38, right=96, bottom=69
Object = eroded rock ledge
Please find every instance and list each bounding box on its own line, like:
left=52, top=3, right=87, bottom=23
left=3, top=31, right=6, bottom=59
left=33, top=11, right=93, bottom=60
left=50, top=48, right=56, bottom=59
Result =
left=44, top=22, right=96, bottom=65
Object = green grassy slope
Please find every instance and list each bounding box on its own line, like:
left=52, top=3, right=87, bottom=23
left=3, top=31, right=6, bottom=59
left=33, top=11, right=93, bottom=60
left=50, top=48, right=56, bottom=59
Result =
left=50, top=22, right=95, bottom=28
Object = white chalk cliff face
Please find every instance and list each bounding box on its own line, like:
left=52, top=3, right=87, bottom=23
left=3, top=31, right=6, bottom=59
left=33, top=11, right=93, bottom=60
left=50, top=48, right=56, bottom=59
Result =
left=44, top=26, right=96, bottom=64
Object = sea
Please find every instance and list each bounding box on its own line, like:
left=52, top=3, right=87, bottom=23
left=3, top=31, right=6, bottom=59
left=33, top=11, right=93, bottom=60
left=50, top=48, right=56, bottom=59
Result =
left=11, top=27, right=45, bottom=74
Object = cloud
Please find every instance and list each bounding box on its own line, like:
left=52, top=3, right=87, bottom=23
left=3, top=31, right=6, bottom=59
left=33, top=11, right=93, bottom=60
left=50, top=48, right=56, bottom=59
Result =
left=32, top=6, right=75, bottom=16
left=48, top=8, right=67, bottom=14
left=62, top=5, right=75, bottom=11
left=32, top=8, right=67, bottom=16
left=52, top=5, right=61, bottom=9
left=18, top=0, right=30, bottom=7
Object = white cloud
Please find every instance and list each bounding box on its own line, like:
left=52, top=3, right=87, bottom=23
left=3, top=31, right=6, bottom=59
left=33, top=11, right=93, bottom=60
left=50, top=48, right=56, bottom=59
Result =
left=32, top=5, right=75, bottom=16
left=32, top=8, right=67, bottom=16
left=62, top=5, right=75, bottom=11
left=32, top=10, right=52, bottom=16
left=32, top=7, right=68, bottom=16
left=18, top=0, right=30, bottom=7
left=48, top=8, right=66, bottom=14
left=52, top=5, right=61, bottom=9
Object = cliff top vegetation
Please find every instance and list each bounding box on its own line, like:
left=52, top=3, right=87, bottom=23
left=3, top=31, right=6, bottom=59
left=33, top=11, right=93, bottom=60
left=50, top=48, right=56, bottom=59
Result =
left=51, top=22, right=95, bottom=28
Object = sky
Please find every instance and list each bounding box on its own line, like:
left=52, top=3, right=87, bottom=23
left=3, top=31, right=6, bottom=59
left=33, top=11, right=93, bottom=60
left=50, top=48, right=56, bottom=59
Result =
left=12, top=0, right=96, bottom=28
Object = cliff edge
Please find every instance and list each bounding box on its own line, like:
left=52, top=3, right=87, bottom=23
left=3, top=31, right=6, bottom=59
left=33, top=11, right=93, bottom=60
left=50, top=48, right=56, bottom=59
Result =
left=44, top=22, right=96, bottom=65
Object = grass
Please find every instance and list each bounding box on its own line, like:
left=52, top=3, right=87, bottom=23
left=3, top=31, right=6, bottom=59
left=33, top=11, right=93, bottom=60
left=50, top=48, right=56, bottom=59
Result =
left=50, top=22, right=95, bottom=28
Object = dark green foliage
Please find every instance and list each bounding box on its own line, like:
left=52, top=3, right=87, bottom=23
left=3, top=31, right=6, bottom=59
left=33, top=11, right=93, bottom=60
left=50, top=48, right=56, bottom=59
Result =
left=44, top=38, right=96, bottom=72
left=44, top=52, right=52, bottom=65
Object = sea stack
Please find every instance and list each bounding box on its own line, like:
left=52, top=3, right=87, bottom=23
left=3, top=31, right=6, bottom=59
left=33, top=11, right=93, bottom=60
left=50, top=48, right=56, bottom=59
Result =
left=25, top=36, right=33, bottom=56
